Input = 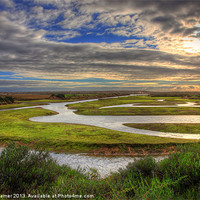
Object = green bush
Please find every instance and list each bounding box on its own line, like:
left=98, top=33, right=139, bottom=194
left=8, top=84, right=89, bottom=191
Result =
left=114, top=150, right=200, bottom=199
left=114, top=157, right=157, bottom=198
left=2, top=142, right=200, bottom=199
left=120, top=156, right=156, bottom=178
left=0, top=142, right=58, bottom=194
left=158, top=146, right=200, bottom=192
left=133, top=176, right=176, bottom=200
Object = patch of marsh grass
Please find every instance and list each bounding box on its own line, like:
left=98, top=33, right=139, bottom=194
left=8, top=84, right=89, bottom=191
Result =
left=125, top=123, right=200, bottom=134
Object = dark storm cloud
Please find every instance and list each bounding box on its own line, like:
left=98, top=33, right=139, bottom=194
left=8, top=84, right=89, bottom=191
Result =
left=100, top=0, right=200, bottom=16
left=1, top=25, right=200, bottom=79
left=85, top=62, right=200, bottom=80
left=98, top=0, right=200, bottom=36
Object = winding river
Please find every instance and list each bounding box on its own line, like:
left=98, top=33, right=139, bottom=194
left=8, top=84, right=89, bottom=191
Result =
left=1, top=94, right=200, bottom=177
left=28, top=98, right=200, bottom=139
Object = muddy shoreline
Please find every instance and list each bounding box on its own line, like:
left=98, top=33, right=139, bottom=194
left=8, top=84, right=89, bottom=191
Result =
left=89, top=145, right=176, bottom=156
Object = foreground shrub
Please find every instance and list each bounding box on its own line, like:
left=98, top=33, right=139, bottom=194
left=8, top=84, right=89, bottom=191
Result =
left=158, top=150, right=200, bottom=192
left=133, top=176, right=177, bottom=200
left=1, top=142, right=200, bottom=199
left=119, top=156, right=156, bottom=179
left=115, top=157, right=157, bottom=198
left=0, top=142, right=58, bottom=194
left=113, top=146, right=200, bottom=199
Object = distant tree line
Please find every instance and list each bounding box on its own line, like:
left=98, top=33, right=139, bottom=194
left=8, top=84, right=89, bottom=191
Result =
left=0, top=96, right=15, bottom=105
left=50, top=94, right=65, bottom=99
left=50, top=92, right=134, bottom=100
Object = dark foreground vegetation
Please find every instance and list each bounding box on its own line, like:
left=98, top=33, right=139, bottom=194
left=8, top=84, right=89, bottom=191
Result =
left=1, top=142, right=200, bottom=199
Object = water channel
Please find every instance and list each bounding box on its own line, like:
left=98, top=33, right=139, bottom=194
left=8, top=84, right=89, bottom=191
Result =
left=29, top=98, right=200, bottom=139
left=1, top=94, right=200, bottom=177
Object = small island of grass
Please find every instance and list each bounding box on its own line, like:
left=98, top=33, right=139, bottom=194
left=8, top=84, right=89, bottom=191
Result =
left=124, top=123, right=200, bottom=134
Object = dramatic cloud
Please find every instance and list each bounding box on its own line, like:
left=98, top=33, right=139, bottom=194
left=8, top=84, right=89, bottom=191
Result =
left=0, top=0, right=199, bottom=91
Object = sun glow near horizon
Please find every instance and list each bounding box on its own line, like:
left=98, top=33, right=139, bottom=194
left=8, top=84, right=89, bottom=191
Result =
left=183, top=38, right=200, bottom=53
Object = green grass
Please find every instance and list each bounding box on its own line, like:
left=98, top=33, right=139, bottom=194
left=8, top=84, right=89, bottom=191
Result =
left=68, top=95, right=200, bottom=115
left=124, top=123, right=200, bottom=134
left=0, top=99, right=72, bottom=110
left=89, top=107, right=200, bottom=115
left=0, top=108, right=195, bottom=153
left=0, top=142, right=58, bottom=194
left=68, top=96, right=185, bottom=110
left=3, top=142, right=200, bottom=199
left=70, top=104, right=200, bottom=116
left=0, top=102, right=47, bottom=110
left=110, top=143, right=200, bottom=199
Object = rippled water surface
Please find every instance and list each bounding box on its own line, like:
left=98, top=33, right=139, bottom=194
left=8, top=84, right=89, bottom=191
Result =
left=0, top=148, right=167, bottom=178
left=51, top=153, right=167, bottom=178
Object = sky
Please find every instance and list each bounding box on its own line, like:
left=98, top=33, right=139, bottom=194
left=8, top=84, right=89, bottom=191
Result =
left=0, top=0, right=200, bottom=92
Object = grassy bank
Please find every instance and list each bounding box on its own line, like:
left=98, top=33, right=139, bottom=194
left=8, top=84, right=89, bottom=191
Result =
left=73, top=106, right=200, bottom=115
left=0, top=100, right=69, bottom=110
left=68, top=95, right=200, bottom=115
left=0, top=108, right=195, bottom=153
left=0, top=102, right=48, bottom=110
left=2, top=142, right=200, bottom=199
left=124, top=123, right=200, bottom=134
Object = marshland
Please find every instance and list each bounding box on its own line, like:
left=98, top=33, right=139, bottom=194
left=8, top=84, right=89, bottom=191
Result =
left=1, top=91, right=200, bottom=199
